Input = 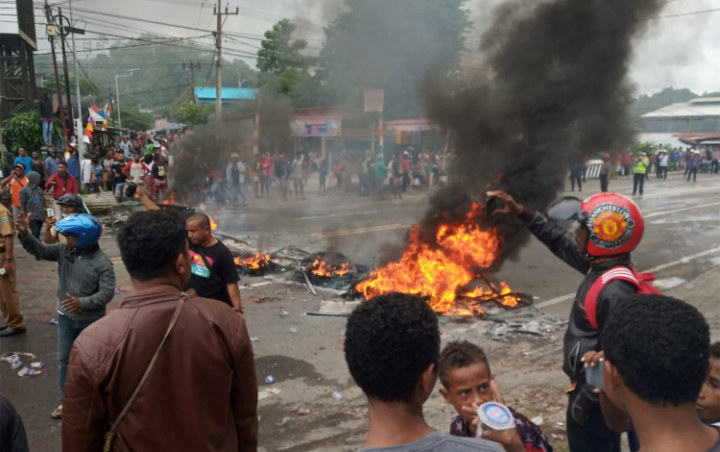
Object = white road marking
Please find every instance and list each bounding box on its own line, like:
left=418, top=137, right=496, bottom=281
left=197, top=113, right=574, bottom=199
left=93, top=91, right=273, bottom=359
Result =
left=299, top=210, right=379, bottom=220
left=644, top=201, right=720, bottom=219
left=535, top=245, right=720, bottom=309
left=311, top=224, right=410, bottom=238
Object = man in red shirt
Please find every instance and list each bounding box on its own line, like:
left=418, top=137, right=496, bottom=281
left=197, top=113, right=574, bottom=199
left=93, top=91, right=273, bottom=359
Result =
left=46, top=161, right=78, bottom=204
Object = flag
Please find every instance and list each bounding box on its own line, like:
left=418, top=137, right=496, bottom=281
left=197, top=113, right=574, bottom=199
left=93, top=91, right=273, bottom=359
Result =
left=92, top=104, right=98, bottom=113
left=86, top=122, right=93, bottom=132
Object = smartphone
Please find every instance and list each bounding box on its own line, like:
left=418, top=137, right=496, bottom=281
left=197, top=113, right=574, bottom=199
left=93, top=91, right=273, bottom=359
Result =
left=485, top=197, right=505, bottom=216
left=585, top=361, right=604, bottom=390
left=46, top=208, right=55, bottom=218
left=486, top=197, right=497, bottom=215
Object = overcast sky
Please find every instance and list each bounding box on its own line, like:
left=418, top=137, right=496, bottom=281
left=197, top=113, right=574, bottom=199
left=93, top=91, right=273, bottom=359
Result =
left=30, top=0, right=720, bottom=96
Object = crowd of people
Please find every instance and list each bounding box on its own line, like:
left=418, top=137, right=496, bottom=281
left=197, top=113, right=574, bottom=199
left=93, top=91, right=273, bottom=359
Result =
left=0, top=176, right=717, bottom=451
left=204, top=146, right=451, bottom=205
left=1, top=124, right=720, bottom=451
left=572, top=144, right=720, bottom=198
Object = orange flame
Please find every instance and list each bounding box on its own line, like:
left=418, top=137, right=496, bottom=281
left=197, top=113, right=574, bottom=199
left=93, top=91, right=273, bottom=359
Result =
left=163, top=192, right=177, bottom=206
left=209, top=217, right=218, bottom=231
left=307, top=256, right=352, bottom=278
left=355, top=202, right=520, bottom=315
left=234, top=252, right=271, bottom=271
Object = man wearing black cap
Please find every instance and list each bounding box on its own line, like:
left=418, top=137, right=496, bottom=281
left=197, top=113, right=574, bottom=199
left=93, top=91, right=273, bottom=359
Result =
left=44, top=194, right=86, bottom=244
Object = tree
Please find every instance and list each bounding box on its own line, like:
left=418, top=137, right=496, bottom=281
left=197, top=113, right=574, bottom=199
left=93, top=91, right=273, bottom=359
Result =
left=119, top=106, right=154, bottom=131
left=34, top=36, right=258, bottom=113
left=317, top=0, right=470, bottom=119
left=174, top=102, right=211, bottom=127
left=79, top=78, right=100, bottom=97
left=257, top=19, right=318, bottom=107
left=42, top=77, right=100, bottom=97
left=631, top=87, right=697, bottom=118
left=2, top=109, right=63, bottom=151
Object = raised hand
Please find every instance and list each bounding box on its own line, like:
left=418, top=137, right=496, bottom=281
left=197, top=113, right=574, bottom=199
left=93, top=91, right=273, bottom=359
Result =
left=486, top=191, right=524, bottom=216
left=16, top=212, right=31, bottom=236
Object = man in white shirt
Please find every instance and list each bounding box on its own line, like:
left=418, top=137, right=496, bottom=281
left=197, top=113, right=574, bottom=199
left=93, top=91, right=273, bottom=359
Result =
left=225, top=153, right=247, bottom=206
left=80, top=156, right=92, bottom=193
left=122, top=152, right=149, bottom=185
left=658, top=150, right=669, bottom=180
left=119, top=137, right=131, bottom=159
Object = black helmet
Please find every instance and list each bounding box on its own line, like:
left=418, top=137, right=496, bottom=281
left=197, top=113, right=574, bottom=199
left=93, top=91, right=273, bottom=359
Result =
left=56, top=194, right=84, bottom=210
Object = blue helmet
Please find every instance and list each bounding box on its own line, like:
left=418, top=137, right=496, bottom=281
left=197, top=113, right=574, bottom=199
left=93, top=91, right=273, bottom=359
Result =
left=55, top=214, right=103, bottom=248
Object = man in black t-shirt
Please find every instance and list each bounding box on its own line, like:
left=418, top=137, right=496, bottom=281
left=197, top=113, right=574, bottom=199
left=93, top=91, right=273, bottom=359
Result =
left=184, top=213, right=244, bottom=315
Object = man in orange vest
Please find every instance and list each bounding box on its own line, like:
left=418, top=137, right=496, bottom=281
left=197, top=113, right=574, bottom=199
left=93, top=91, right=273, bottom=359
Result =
left=1, top=164, right=29, bottom=221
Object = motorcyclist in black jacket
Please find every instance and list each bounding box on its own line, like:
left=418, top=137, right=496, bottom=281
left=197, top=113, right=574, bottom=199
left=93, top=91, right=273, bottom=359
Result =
left=487, top=190, right=645, bottom=452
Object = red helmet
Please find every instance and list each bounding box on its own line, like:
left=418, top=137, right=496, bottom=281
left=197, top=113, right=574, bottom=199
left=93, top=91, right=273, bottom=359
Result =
left=545, top=192, right=644, bottom=257
left=581, top=192, right=644, bottom=257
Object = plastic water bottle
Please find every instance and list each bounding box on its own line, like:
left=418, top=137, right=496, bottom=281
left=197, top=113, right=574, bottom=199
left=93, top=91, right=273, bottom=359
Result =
left=265, top=375, right=275, bottom=384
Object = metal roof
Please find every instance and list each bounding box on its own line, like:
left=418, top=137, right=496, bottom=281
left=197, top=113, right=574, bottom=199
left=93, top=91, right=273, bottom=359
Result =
left=194, top=87, right=258, bottom=103
left=643, top=98, right=720, bottom=118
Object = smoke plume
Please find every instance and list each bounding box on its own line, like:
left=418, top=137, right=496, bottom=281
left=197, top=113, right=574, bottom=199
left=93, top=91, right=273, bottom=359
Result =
left=422, top=0, right=663, bottom=264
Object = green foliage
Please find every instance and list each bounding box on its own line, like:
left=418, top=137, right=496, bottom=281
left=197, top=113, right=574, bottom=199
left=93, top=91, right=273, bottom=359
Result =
left=317, top=0, right=471, bottom=119
left=174, top=102, right=211, bottom=127
left=631, top=142, right=654, bottom=155
left=119, top=106, right=154, bottom=131
left=257, top=19, right=319, bottom=107
left=34, top=37, right=257, bottom=112
left=631, top=88, right=697, bottom=117
left=2, top=109, right=62, bottom=151
left=258, top=19, right=310, bottom=75
left=79, top=78, right=100, bottom=97
left=42, top=76, right=100, bottom=97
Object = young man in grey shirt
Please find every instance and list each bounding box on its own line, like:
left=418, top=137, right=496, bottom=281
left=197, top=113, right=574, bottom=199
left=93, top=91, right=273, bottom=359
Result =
left=345, top=293, right=517, bottom=452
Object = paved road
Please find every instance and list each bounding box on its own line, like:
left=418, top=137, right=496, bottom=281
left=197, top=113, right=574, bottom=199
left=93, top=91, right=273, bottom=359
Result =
left=3, top=170, right=720, bottom=451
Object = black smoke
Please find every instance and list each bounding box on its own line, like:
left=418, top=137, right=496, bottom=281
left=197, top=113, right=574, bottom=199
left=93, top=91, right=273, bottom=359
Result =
left=421, top=0, right=663, bottom=265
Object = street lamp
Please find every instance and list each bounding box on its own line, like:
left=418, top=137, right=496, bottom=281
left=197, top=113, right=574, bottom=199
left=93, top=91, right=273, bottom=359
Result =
left=115, top=68, right=140, bottom=128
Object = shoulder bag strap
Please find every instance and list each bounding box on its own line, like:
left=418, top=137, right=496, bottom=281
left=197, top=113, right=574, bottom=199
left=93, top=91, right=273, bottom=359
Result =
left=196, top=246, right=225, bottom=286
left=196, top=246, right=229, bottom=300
left=103, top=292, right=186, bottom=452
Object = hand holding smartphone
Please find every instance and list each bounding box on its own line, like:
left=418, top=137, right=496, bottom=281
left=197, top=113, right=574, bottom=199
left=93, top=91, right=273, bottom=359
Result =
left=585, top=361, right=604, bottom=390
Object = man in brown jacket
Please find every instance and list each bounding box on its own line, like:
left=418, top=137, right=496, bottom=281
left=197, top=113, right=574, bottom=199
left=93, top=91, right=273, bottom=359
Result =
left=62, top=210, right=258, bottom=451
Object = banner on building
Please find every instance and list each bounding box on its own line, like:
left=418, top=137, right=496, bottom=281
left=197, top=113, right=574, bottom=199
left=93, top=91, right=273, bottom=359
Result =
left=290, top=115, right=342, bottom=137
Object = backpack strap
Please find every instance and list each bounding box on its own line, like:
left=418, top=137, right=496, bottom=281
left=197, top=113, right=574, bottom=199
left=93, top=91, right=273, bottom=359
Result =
left=585, top=266, right=639, bottom=329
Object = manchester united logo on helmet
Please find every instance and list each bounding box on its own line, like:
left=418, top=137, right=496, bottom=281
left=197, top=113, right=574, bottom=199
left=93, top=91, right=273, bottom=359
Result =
left=587, top=203, right=635, bottom=249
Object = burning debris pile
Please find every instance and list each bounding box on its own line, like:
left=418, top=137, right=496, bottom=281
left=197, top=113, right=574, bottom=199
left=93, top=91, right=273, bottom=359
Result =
left=354, top=198, right=530, bottom=317
left=301, top=253, right=369, bottom=290
left=234, top=252, right=275, bottom=276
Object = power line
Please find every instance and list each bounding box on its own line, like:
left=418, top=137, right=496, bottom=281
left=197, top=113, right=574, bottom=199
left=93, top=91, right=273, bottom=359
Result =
left=34, top=34, right=213, bottom=56
left=656, top=7, right=720, bottom=19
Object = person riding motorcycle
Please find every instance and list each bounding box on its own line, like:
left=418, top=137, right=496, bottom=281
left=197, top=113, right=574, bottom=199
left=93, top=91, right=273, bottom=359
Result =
left=487, top=190, right=644, bottom=452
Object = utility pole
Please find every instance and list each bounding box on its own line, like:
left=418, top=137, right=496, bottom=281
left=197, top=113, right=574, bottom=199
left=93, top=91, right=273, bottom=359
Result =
left=182, top=62, right=201, bottom=87
left=214, top=1, right=238, bottom=123
left=58, top=8, right=72, bottom=125
left=68, top=0, right=84, bottom=151
left=44, top=1, right=68, bottom=147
